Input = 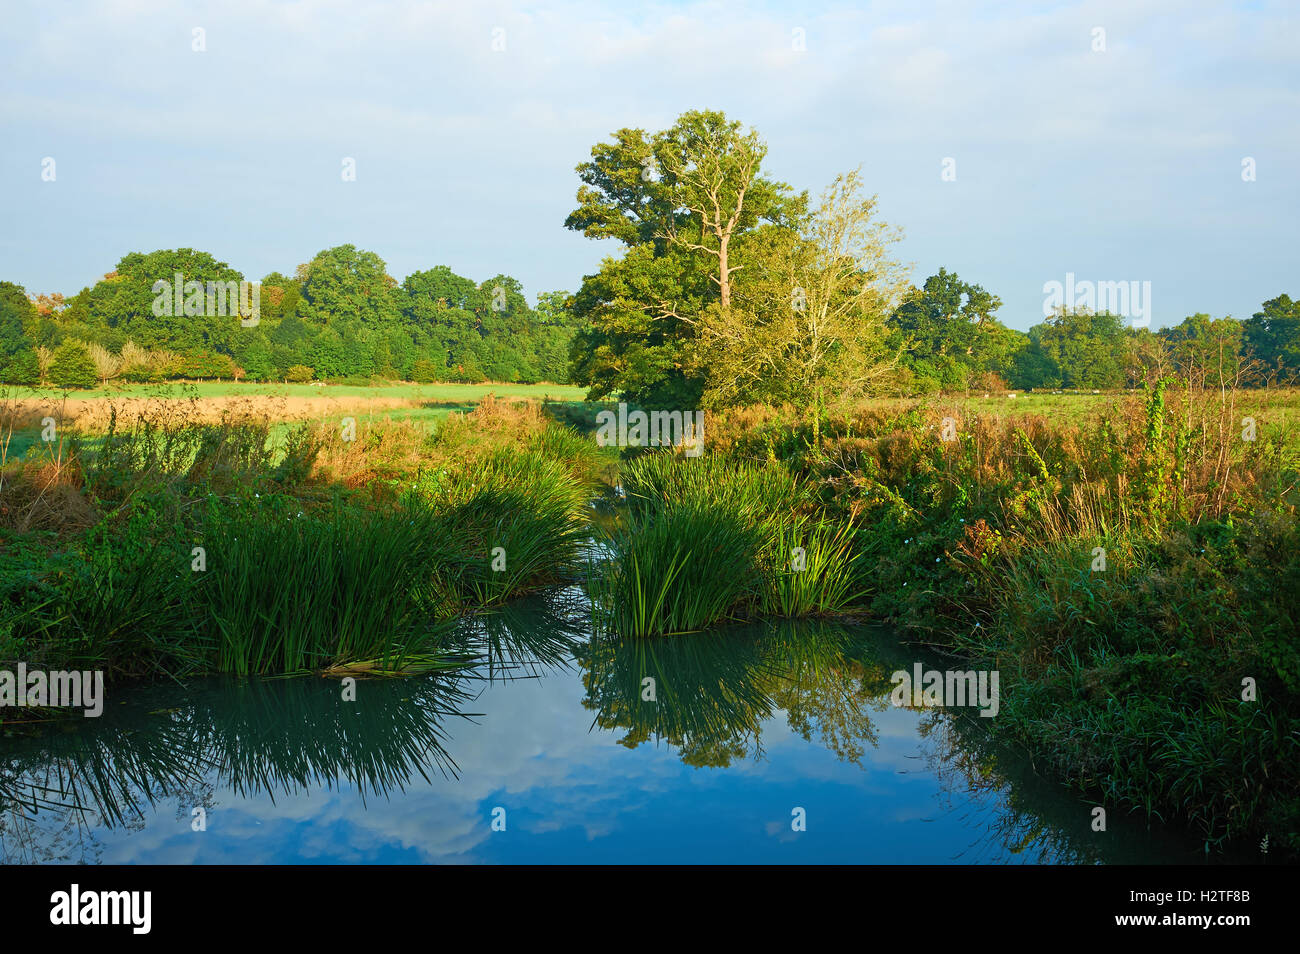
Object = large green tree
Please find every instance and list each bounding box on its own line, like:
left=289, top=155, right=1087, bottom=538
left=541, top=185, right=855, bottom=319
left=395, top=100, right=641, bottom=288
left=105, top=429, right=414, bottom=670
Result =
left=566, top=110, right=806, bottom=407
left=64, top=249, right=246, bottom=352
left=886, top=268, right=1021, bottom=392
left=298, top=245, right=401, bottom=330
left=1018, top=309, right=1128, bottom=389
left=0, top=281, right=36, bottom=364
left=1158, top=313, right=1245, bottom=384
left=691, top=170, right=907, bottom=410
left=1243, top=294, right=1300, bottom=383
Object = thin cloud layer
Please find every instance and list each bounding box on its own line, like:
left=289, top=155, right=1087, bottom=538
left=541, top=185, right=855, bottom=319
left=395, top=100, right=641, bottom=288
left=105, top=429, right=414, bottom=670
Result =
left=2, top=0, right=1295, bottom=327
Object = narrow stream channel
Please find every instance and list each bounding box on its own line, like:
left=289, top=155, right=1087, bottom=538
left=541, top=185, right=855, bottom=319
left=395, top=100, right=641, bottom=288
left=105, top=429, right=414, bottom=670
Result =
left=1, top=588, right=1239, bottom=864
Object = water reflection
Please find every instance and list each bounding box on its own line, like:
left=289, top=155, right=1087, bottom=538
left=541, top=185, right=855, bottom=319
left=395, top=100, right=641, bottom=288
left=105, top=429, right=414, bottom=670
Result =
left=578, top=619, right=904, bottom=768
left=0, top=592, right=1224, bottom=864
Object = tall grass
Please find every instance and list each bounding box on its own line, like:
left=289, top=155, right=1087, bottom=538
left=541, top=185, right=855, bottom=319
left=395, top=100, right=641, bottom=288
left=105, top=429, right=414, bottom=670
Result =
left=1, top=396, right=596, bottom=690
left=193, top=498, right=454, bottom=676
left=420, top=448, right=592, bottom=609
left=590, top=500, right=764, bottom=636
left=590, top=453, right=862, bottom=636
left=759, top=515, right=863, bottom=618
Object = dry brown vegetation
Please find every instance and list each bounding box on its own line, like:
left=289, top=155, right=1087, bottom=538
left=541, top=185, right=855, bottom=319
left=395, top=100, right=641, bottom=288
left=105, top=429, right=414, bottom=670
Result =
left=7, top=392, right=424, bottom=431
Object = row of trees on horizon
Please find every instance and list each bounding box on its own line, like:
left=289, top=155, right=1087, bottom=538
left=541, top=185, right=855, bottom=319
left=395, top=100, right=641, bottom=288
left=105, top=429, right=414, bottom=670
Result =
left=0, top=247, right=580, bottom=389
left=1, top=109, right=1297, bottom=399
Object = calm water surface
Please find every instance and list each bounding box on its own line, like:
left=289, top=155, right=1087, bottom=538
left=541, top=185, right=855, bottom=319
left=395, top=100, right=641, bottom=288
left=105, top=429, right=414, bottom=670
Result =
left=0, top=590, right=1230, bottom=864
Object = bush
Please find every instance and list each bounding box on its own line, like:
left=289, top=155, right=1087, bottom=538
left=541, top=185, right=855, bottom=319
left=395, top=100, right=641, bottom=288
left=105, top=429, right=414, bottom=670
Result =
left=285, top=365, right=315, bottom=383
left=180, top=353, right=241, bottom=380
left=48, top=341, right=98, bottom=389
left=1, top=349, right=40, bottom=386
left=122, top=364, right=161, bottom=383
left=411, top=359, right=439, bottom=383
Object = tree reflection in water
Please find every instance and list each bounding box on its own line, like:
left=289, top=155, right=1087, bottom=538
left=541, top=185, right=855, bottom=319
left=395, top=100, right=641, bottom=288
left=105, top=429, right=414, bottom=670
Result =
left=0, top=592, right=1217, bottom=864
left=577, top=618, right=904, bottom=768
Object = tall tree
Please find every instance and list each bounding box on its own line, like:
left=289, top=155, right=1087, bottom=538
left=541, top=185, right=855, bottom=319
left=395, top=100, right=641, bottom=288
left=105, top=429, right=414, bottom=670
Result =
left=1243, top=294, right=1300, bottom=383
left=0, top=281, right=36, bottom=364
left=298, top=245, right=400, bottom=329
left=887, top=268, right=1016, bottom=392
left=565, top=110, right=805, bottom=407
left=691, top=170, right=906, bottom=412
left=1024, top=309, right=1128, bottom=389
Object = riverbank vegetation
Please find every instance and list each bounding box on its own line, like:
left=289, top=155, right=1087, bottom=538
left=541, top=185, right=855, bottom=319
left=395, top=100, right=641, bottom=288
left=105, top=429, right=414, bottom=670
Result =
left=0, top=395, right=598, bottom=684
left=627, top=381, right=1296, bottom=856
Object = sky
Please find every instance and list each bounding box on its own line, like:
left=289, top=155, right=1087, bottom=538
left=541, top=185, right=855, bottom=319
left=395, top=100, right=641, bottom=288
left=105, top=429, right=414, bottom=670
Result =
left=1, top=0, right=1296, bottom=331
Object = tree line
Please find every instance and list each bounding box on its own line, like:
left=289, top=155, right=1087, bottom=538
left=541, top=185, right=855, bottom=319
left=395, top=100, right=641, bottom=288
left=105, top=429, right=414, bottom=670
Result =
left=0, top=246, right=582, bottom=387
left=3, top=109, right=1297, bottom=396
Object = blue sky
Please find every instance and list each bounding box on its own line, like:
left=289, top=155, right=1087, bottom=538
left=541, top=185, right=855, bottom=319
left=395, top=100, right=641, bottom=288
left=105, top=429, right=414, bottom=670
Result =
left=1, top=0, right=1295, bottom=331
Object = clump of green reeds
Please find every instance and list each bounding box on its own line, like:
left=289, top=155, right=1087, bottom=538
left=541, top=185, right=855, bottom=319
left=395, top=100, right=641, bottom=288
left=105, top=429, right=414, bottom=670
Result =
left=589, top=499, right=765, bottom=636
left=759, top=515, right=864, bottom=618
left=193, top=497, right=454, bottom=676
left=421, top=448, right=592, bottom=609
left=590, top=453, right=862, bottom=636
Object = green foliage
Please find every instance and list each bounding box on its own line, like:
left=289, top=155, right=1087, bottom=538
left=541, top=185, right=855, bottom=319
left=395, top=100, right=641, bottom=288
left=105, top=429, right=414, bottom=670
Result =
left=565, top=110, right=805, bottom=407
left=48, top=340, right=97, bottom=388
left=411, top=358, right=439, bottom=383
left=2, top=349, right=40, bottom=386
left=591, top=500, right=763, bottom=637
left=0, top=401, right=595, bottom=684
left=1243, top=293, right=1300, bottom=383
left=194, top=497, right=451, bottom=676
left=0, top=281, right=36, bottom=363
left=759, top=516, right=863, bottom=618
left=416, top=448, right=591, bottom=609
left=887, top=268, right=1022, bottom=393
left=1020, top=309, right=1128, bottom=390
left=180, top=352, right=242, bottom=379
left=6, top=247, right=578, bottom=387
left=590, top=453, right=857, bottom=636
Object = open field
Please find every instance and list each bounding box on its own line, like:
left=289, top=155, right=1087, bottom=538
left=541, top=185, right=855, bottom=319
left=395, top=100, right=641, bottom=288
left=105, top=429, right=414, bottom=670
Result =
left=852, top=387, right=1300, bottom=433
left=1, top=380, right=588, bottom=403
left=9, top=380, right=1300, bottom=434
left=0, top=380, right=588, bottom=459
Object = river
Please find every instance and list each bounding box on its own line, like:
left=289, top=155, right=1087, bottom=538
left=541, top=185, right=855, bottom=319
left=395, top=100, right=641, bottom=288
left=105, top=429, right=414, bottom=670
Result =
left=0, top=588, right=1233, bottom=864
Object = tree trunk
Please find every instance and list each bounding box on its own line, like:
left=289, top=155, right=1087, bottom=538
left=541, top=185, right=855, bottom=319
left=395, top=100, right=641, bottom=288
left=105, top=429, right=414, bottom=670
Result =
left=718, top=234, right=731, bottom=310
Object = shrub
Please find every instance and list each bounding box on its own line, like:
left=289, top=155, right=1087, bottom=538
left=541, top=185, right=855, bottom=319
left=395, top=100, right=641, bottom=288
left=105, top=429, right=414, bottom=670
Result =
left=411, top=359, right=439, bottom=383
left=2, top=350, right=40, bottom=386
left=180, top=352, right=241, bottom=380
left=48, top=341, right=98, bottom=389
left=285, top=364, right=315, bottom=383
left=122, top=364, right=160, bottom=383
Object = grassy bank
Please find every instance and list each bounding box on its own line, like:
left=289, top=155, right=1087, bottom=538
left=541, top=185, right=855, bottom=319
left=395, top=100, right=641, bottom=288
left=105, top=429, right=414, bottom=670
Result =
left=0, top=395, right=597, bottom=689
left=688, top=383, right=1298, bottom=856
